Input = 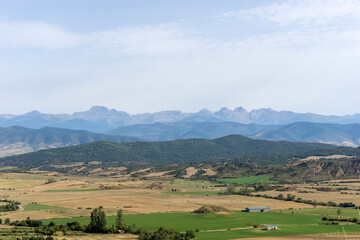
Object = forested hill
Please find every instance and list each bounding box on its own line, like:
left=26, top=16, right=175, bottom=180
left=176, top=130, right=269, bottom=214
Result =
left=2, top=135, right=359, bottom=168
left=0, top=126, right=140, bottom=150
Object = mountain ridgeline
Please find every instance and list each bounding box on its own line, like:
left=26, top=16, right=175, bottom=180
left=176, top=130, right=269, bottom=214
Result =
left=1, top=106, right=360, bottom=132
left=108, top=122, right=360, bottom=146
left=108, top=122, right=280, bottom=141
left=0, top=126, right=140, bottom=150
left=2, top=135, right=359, bottom=169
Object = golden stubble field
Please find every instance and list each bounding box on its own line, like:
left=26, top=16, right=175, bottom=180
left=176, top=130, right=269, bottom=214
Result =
left=0, top=172, right=316, bottom=221
left=1, top=171, right=359, bottom=222
left=257, top=180, right=360, bottom=206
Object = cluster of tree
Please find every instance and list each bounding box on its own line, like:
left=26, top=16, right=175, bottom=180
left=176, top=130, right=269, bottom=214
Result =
left=35, top=221, right=84, bottom=235
left=220, top=186, right=252, bottom=196
left=138, top=227, right=195, bottom=240
left=222, top=186, right=358, bottom=209
left=85, top=206, right=108, bottom=233
left=338, top=202, right=356, bottom=208
left=10, top=217, right=42, bottom=227
left=322, top=216, right=360, bottom=224
left=0, top=203, right=20, bottom=212
left=252, top=183, right=280, bottom=192
left=85, top=207, right=196, bottom=240
left=10, top=206, right=195, bottom=239
left=15, top=237, right=54, bottom=240
left=6, top=217, right=84, bottom=236
left=220, top=184, right=282, bottom=196
left=254, top=193, right=357, bottom=208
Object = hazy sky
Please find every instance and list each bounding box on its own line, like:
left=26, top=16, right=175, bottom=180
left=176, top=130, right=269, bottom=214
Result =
left=0, top=0, right=359, bottom=115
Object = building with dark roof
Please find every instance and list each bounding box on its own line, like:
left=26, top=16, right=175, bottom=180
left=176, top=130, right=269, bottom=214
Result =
left=244, top=207, right=270, bottom=212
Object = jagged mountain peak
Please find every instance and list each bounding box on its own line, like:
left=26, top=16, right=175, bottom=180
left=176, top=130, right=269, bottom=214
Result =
left=1, top=106, right=360, bottom=132
left=23, top=110, right=42, bottom=116
left=234, top=107, right=247, bottom=112
left=197, top=108, right=213, bottom=114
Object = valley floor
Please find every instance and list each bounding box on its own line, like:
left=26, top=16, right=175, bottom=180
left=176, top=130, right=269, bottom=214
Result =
left=0, top=170, right=360, bottom=239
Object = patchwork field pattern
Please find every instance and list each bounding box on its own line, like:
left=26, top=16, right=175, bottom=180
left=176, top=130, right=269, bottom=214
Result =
left=0, top=172, right=360, bottom=239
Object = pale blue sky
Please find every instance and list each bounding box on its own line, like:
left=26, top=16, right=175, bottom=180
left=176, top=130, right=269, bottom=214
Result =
left=0, top=0, right=359, bottom=115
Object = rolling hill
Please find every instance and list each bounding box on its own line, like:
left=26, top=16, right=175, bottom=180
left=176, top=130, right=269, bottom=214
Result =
left=253, top=122, right=360, bottom=146
left=108, top=122, right=280, bottom=141
left=0, top=126, right=140, bottom=157
left=109, top=121, right=360, bottom=146
left=1, top=134, right=359, bottom=169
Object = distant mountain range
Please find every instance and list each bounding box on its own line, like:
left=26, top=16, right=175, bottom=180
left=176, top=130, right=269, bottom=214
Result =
left=0, top=126, right=140, bottom=157
left=109, top=122, right=360, bottom=146
left=1, top=106, right=360, bottom=132
left=253, top=122, right=360, bottom=146
left=0, top=106, right=359, bottom=157
left=108, top=122, right=280, bottom=141
left=3, top=135, right=359, bottom=169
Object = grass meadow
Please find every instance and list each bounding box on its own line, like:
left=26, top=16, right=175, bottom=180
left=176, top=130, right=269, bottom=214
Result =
left=24, top=203, right=66, bottom=211
left=42, top=210, right=360, bottom=239
left=217, top=175, right=278, bottom=184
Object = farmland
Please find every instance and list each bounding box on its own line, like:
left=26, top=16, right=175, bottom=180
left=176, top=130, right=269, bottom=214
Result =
left=0, top=170, right=359, bottom=239
left=217, top=176, right=278, bottom=184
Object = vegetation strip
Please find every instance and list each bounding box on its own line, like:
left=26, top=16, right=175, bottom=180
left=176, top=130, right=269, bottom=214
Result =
left=217, top=175, right=278, bottom=184
left=43, top=188, right=100, bottom=192
left=164, top=191, right=219, bottom=196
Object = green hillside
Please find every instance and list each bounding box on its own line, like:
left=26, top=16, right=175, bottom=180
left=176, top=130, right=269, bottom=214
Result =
left=254, top=122, right=360, bottom=146
left=108, top=122, right=279, bottom=141
left=1, top=134, right=359, bottom=168
left=0, top=126, right=140, bottom=150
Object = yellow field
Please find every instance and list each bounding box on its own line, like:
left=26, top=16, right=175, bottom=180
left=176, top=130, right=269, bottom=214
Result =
left=1, top=170, right=360, bottom=239
left=0, top=171, right=316, bottom=222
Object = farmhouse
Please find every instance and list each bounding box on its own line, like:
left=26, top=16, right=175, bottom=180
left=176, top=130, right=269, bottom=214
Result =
left=264, top=225, right=278, bottom=230
left=244, top=207, right=270, bottom=212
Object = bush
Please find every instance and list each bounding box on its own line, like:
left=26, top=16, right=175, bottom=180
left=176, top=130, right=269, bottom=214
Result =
left=193, top=205, right=228, bottom=214
left=339, top=202, right=356, bottom=208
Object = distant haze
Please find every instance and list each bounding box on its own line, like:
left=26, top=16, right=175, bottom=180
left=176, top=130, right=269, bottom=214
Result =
left=1, top=106, right=359, bottom=131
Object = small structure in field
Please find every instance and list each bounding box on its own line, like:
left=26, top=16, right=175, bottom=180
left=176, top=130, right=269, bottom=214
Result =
left=264, top=225, right=278, bottom=230
left=244, top=207, right=270, bottom=212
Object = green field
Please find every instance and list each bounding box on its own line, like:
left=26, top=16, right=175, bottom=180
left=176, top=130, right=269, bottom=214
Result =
left=42, top=210, right=360, bottom=239
left=164, top=191, right=219, bottom=196
left=196, top=224, right=360, bottom=240
left=24, top=203, right=66, bottom=211
left=278, top=208, right=360, bottom=218
left=217, top=175, right=278, bottom=184
left=43, top=211, right=320, bottom=231
left=43, top=188, right=101, bottom=192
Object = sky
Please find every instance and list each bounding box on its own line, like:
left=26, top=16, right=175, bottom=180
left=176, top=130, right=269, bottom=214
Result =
left=0, top=0, right=359, bottom=115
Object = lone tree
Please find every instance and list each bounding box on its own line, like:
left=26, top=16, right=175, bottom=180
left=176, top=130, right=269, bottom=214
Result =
left=86, top=206, right=107, bottom=233
left=115, top=209, right=126, bottom=231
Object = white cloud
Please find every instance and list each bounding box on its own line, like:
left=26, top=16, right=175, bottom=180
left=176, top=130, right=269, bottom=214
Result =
left=222, top=0, right=360, bottom=26
left=0, top=22, right=83, bottom=48
left=235, top=28, right=360, bottom=52
left=0, top=21, right=215, bottom=55
left=88, top=24, right=217, bottom=56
